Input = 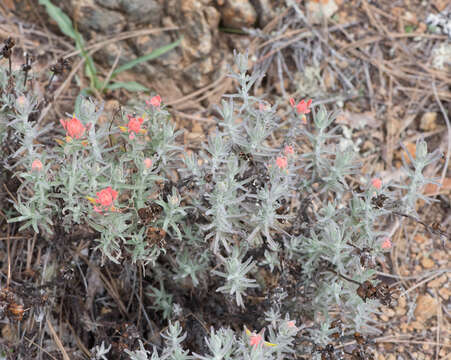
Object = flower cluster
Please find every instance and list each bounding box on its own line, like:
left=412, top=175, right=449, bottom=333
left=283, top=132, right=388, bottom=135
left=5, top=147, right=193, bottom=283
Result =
left=371, top=177, right=382, bottom=190
left=290, top=97, right=312, bottom=123
left=120, top=114, right=145, bottom=140
left=276, top=156, right=288, bottom=170
left=146, top=94, right=162, bottom=107
left=60, top=115, right=87, bottom=140
left=92, top=187, right=118, bottom=214
left=31, top=159, right=43, bottom=172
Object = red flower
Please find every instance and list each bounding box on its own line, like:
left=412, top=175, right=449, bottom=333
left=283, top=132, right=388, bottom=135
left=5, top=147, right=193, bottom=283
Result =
left=93, top=186, right=118, bottom=213
left=60, top=116, right=86, bottom=139
left=249, top=331, right=263, bottom=347
left=287, top=320, right=296, bottom=328
left=276, top=156, right=288, bottom=170
left=143, top=158, right=152, bottom=169
left=146, top=95, right=162, bottom=107
left=292, top=99, right=312, bottom=115
left=126, top=115, right=144, bottom=140
left=371, top=178, right=382, bottom=190
left=31, top=159, right=43, bottom=172
left=381, top=237, right=392, bottom=249
left=286, top=320, right=299, bottom=332
left=244, top=326, right=276, bottom=347
left=284, top=145, right=294, bottom=156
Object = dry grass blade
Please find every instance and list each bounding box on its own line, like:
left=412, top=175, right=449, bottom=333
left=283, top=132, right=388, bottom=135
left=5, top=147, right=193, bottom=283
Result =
left=432, top=81, right=451, bottom=191
left=67, top=321, right=92, bottom=357
left=24, top=337, right=59, bottom=360
left=101, top=45, right=123, bottom=93
left=374, top=338, right=451, bottom=348
left=64, top=26, right=179, bottom=58
left=37, top=55, right=86, bottom=125
left=172, top=109, right=214, bottom=123
left=399, top=269, right=450, bottom=297
left=46, top=317, right=71, bottom=360
left=166, top=74, right=228, bottom=107
left=78, top=253, right=128, bottom=317
left=434, top=290, right=441, bottom=360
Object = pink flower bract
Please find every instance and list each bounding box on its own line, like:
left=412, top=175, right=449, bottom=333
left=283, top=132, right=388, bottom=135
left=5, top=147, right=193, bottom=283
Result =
left=144, top=158, right=152, bottom=169
left=381, top=237, right=392, bottom=249
left=276, top=156, right=288, bottom=170
left=60, top=116, right=86, bottom=139
left=146, top=95, right=162, bottom=107
left=94, top=187, right=118, bottom=212
left=31, top=159, right=43, bottom=172
left=126, top=116, right=144, bottom=139
left=371, top=178, right=382, bottom=190
left=284, top=145, right=294, bottom=156
left=286, top=320, right=299, bottom=332
left=291, top=98, right=312, bottom=115
left=249, top=332, right=263, bottom=347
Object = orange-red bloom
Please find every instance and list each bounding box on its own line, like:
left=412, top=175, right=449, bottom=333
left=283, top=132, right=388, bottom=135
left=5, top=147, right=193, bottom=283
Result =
left=290, top=98, right=312, bottom=115
left=144, top=158, right=152, bottom=169
left=285, top=320, right=299, bottom=332
left=276, top=156, right=288, bottom=170
left=284, top=145, right=294, bottom=156
left=93, top=187, right=118, bottom=213
left=31, top=159, right=43, bottom=172
left=60, top=116, right=86, bottom=139
left=371, top=178, right=382, bottom=190
left=244, top=326, right=276, bottom=347
left=381, top=237, right=392, bottom=249
left=126, top=115, right=144, bottom=140
left=249, top=332, right=263, bottom=347
left=146, top=95, right=162, bottom=107
left=287, top=320, right=296, bottom=328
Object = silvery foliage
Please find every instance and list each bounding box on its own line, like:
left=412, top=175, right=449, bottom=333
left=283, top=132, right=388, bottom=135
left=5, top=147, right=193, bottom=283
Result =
left=1, top=51, right=442, bottom=359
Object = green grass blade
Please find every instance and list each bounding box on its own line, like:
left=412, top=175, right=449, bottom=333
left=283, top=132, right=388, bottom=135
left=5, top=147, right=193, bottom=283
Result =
left=38, top=0, right=77, bottom=40
left=72, top=25, right=98, bottom=89
left=219, top=27, right=247, bottom=35
left=105, top=81, right=149, bottom=92
left=39, top=0, right=99, bottom=89
left=112, top=36, right=183, bottom=77
left=74, top=88, right=91, bottom=116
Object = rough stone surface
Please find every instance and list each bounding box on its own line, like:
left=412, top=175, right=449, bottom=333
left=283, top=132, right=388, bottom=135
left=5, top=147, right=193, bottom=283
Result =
left=414, top=294, right=438, bottom=322
left=219, top=0, right=257, bottom=28
left=250, top=0, right=275, bottom=28
left=7, top=0, right=271, bottom=97
left=419, top=112, right=438, bottom=131
left=306, top=0, right=339, bottom=24
left=71, top=0, right=126, bottom=35
left=95, top=0, right=163, bottom=26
